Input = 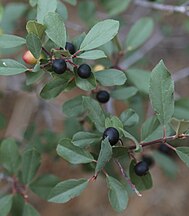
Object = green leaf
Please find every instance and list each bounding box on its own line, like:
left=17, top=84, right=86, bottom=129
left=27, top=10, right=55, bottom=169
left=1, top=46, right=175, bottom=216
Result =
left=77, top=50, right=106, bottom=60
left=26, top=33, right=42, bottom=59
left=106, top=176, right=128, bottom=212
left=44, top=12, right=66, bottom=48
left=111, top=87, right=138, bottom=100
left=170, top=118, right=189, bottom=136
left=40, top=75, right=70, bottom=99
left=174, top=99, right=189, bottom=120
left=48, top=178, right=88, bottom=203
left=80, top=19, right=119, bottom=51
left=141, top=116, right=159, bottom=141
left=0, top=34, right=26, bottom=48
left=0, top=138, right=20, bottom=174
left=149, top=60, right=174, bottom=126
left=0, top=195, right=13, bottom=216
left=112, top=147, right=129, bottom=159
left=82, top=96, right=105, bottom=132
left=176, top=147, right=189, bottom=167
left=153, top=151, right=178, bottom=177
left=101, top=0, right=131, bottom=16
left=29, top=0, right=38, bottom=7
left=23, top=203, right=40, bottom=216
left=26, top=70, right=44, bottom=86
left=72, top=132, right=101, bottom=148
left=62, top=95, right=84, bottom=117
left=30, top=174, right=60, bottom=200
left=75, top=72, right=96, bottom=91
left=37, top=0, right=57, bottom=24
left=22, top=149, right=41, bottom=185
left=95, top=138, right=112, bottom=174
left=120, top=108, right=139, bottom=127
left=126, top=17, right=154, bottom=51
left=0, top=59, right=27, bottom=76
left=120, top=128, right=141, bottom=152
left=129, top=160, right=153, bottom=191
left=26, top=20, right=45, bottom=39
left=57, top=138, right=94, bottom=164
left=105, top=116, right=123, bottom=131
left=126, top=68, right=150, bottom=94
left=94, top=69, right=126, bottom=86
left=10, top=194, right=24, bottom=216
left=56, top=1, right=68, bottom=21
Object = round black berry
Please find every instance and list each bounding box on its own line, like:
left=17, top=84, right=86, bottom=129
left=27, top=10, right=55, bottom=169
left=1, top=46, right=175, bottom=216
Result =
left=158, top=143, right=170, bottom=155
left=77, top=64, right=92, bottom=79
left=103, top=127, right=119, bottom=146
left=52, top=59, right=67, bottom=74
left=65, top=42, right=76, bottom=55
left=142, top=155, right=154, bottom=168
left=134, top=161, right=149, bottom=176
left=96, top=90, right=110, bottom=103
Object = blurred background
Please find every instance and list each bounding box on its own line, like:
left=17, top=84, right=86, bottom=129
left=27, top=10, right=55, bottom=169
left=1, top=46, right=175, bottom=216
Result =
left=1, top=0, right=189, bottom=215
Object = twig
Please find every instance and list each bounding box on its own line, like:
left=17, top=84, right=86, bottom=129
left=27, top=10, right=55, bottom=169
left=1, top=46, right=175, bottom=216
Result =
left=173, top=67, right=189, bottom=82
left=114, top=159, right=142, bottom=197
left=128, top=134, right=189, bottom=150
left=134, top=0, right=189, bottom=16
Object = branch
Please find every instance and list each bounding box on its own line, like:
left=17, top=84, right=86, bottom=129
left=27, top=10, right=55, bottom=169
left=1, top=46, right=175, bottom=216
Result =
left=128, top=134, right=189, bottom=150
left=173, top=67, right=189, bottom=82
left=134, top=0, right=189, bottom=16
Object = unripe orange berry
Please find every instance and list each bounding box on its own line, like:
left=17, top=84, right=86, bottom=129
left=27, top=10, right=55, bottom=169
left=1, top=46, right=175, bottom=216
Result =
left=22, top=50, right=38, bottom=65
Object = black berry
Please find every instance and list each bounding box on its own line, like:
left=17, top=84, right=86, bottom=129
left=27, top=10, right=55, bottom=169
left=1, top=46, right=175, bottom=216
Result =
left=96, top=90, right=110, bottom=103
left=77, top=64, right=92, bottom=79
left=103, top=127, right=119, bottom=146
left=142, top=155, right=154, bottom=168
left=52, top=59, right=67, bottom=74
left=158, top=143, right=170, bottom=155
left=134, top=161, right=149, bottom=176
left=65, top=42, right=76, bottom=55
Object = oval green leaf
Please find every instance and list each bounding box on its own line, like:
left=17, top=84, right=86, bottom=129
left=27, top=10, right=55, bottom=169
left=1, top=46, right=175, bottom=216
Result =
left=26, top=33, right=42, bottom=59
left=0, top=59, right=27, bottom=76
left=72, top=131, right=101, bottom=148
left=0, top=195, right=13, bottom=216
left=95, top=138, right=112, bottom=174
left=106, top=176, right=128, bottom=212
left=48, top=179, right=88, bottom=203
left=44, top=12, right=66, bottom=48
left=94, top=69, right=127, bottom=86
left=57, top=138, right=94, bottom=164
left=80, top=19, right=119, bottom=51
left=0, top=34, right=26, bottom=48
left=37, top=0, right=57, bottom=24
left=126, top=17, right=154, bottom=51
left=22, top=149, right=41, bottom=185
left=77, top=50, right=107, bottom=60
left=149, top=60, right=174, bottom=126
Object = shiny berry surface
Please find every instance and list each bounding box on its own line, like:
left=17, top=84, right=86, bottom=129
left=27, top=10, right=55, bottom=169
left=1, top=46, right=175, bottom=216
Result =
left=52, top=59, right=67, bottom=74
left=65, top=42, right=76, bottom=55
left=134, top=161, right=149, bottom=176
left=77, top=64, right=92, bottom=79
left=103, top=127, right=119, bottom=146
left=96, top=90, right=110, bottom=103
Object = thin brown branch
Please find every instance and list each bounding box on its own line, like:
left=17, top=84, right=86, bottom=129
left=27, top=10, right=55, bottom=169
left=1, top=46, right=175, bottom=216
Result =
left=128, top=134, right=189, bottom=150
left=134, top=0, right=189, bottom=16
